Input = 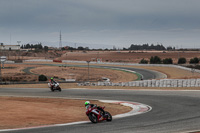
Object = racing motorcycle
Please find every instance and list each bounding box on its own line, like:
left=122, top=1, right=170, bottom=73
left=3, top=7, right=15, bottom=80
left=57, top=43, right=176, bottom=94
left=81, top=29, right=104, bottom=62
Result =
left=86, top=106, right=112, bottom=123
left=48, top=81, right=62, bottom=92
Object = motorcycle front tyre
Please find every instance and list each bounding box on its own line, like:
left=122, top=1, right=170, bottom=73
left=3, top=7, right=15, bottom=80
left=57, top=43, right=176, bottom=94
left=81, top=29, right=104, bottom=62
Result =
left=50, top=87, right=54, bottom=92
left=58, top=87, right=62, bottom=91
left=88, top=113, right=98, bottom=123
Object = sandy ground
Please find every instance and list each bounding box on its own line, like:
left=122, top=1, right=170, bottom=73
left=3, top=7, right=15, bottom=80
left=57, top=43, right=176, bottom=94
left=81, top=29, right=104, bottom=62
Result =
left=1, top=63, right=138, bottom=83
left=1, top=64, right=40, bottom=82
left=0, top=96, right=132, bottom=129
left=31, top=66, right=138, bottom=82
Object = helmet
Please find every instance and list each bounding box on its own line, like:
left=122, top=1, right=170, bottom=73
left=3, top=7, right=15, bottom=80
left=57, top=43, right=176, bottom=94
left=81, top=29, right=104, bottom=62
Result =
left=51, top=77, right=54, bottom=80
left=85, top=101, right=90, bottom=106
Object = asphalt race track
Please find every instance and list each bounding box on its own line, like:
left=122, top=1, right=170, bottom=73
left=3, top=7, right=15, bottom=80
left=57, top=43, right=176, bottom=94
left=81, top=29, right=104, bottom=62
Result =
left=94, top=65, right=166, bottom=80
left=1, top=88, right=200, bottom=133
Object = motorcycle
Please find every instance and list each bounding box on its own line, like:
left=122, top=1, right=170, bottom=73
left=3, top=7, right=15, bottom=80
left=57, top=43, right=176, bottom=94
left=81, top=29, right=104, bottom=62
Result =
left=48, top=81, right=62, bottom=92
left=86, top=106, right=112, bottom=123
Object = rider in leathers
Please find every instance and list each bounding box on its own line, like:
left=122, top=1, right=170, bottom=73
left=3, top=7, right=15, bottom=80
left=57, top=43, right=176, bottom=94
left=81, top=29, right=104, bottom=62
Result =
left=85, top=101, right=106, bottom=117
left=50, top=77, right=57, bottom=85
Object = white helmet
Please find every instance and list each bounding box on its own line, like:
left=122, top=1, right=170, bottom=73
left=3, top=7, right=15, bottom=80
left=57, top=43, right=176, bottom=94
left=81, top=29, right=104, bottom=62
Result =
left=85, top=101, right=90, bottom=106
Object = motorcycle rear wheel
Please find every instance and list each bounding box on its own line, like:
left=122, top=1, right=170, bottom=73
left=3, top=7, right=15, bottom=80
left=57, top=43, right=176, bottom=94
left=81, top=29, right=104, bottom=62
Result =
left=105, top=111, right=112, bottom=122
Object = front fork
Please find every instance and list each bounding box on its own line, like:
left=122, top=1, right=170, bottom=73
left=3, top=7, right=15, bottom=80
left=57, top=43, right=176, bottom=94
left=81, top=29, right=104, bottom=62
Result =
left=92, top=110, right=102, bottom=120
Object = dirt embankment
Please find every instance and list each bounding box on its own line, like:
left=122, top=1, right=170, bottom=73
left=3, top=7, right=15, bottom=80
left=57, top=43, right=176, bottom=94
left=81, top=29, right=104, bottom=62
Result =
left=0, top=97, right=132, bottom=129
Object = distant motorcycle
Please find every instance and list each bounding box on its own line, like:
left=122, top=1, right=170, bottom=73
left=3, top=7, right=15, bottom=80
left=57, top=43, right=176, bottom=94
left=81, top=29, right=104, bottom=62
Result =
left=86, top=106, right=112, bottom=123
left=48, top=81, right=62, bottom=92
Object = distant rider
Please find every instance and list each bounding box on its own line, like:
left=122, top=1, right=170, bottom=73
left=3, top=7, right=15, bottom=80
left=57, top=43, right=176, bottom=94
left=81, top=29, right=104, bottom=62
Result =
left=50, top=77, right=57, bottom=85
left=85, top=101, right=106, bottom=117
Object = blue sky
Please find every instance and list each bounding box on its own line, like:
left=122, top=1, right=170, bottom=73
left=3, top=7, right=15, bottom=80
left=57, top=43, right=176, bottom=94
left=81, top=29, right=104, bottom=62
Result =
left=0, top=0, right=200, bottom=48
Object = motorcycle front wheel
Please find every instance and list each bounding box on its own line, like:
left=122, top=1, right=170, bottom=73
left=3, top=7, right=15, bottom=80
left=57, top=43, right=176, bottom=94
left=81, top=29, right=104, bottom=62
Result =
left=58, top=87, right=62, bottom=91
left=50, top=87, right=54, bottom=92
left=88, top=113, right=98, bottom=123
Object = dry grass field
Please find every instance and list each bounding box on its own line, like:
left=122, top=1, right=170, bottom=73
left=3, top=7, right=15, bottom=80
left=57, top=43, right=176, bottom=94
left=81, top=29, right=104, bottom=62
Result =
left=1, top=63, right=138, bottom=83
left=2, top=50, right=200, bottom=63
left=57, top=50, right=200, bottom=63
left=31, top=65, right=138, bottom=82
left=0, top=96, right=131, bottom=129
left=1, top=64, right=39, bottom=82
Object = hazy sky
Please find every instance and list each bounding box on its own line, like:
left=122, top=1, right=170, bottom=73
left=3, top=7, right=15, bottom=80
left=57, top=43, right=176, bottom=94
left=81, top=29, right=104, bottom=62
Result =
left=0, top=0, right=200, bottom=48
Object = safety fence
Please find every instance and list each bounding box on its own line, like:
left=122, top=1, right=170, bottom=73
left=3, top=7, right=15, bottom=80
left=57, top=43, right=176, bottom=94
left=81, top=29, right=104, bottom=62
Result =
left=78, top=79, right=200, bottom=87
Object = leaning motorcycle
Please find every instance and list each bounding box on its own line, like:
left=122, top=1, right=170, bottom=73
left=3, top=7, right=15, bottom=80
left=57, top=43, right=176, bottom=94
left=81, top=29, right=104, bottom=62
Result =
left=48, top=81, right=62, bottom=92
left=86, top=106, right=112, bottom=123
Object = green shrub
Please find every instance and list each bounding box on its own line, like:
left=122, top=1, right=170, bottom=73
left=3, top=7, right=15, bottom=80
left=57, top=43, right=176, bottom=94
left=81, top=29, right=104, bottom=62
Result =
left=139, top=58, right=148, bottom=64
left=150, top=56, right=162, bottom=64
left=189, top=57, right=199, bottom=64
left=38, top=75, right=47, bottom=81
left=163, top=58, right=173, bottom=64
left=178, top=57, right=186, bottom=64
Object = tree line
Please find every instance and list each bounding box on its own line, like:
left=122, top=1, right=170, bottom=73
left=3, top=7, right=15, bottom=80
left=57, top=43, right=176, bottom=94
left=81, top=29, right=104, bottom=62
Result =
left=140, top=56, right=200, bottom=64
left=127, top=44, right=175, bottom=51
left=19, top=43, right=197, bottom=52
left=20, top=43, right=48, bottom=51
left=61, top=44, right=175, bottom=51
